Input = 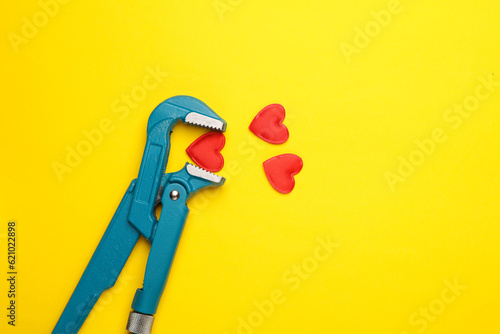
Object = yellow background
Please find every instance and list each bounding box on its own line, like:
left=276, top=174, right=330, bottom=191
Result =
left=1, top=0, right=499, bottom=333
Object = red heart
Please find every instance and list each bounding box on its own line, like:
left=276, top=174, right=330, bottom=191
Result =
left=263, top=154, right=303, bottom=194
left=186, top=132, right=225, bottom=172
left=249, top=104, right=289, bottom=144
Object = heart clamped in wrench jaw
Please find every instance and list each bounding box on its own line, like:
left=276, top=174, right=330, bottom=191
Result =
left=128, top=96, right=227, bottom=242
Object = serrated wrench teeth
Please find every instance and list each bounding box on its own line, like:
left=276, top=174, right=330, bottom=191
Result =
left=186, top=163, right=224, bottom=183
left=185, top=112, right=226, bottom=131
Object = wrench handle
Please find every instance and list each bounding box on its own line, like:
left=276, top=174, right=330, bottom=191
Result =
left=128, top=123, right=171, bottom=240
left=131, top=183, right=188, bottom=315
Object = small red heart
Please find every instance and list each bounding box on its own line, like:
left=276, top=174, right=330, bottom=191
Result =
left=263, top=154, right=303, bottom=194
left=249, top=104, right=289, bottom=144
left=186, top=132, right=225, bottom=172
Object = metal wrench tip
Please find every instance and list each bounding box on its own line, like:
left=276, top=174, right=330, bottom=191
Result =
left=185, top=112, right=226, bottom=131
left=186, top=163, right=224, bottom=184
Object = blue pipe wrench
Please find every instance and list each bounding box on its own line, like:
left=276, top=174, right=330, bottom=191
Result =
left=53, top=96, right=227, bottom=334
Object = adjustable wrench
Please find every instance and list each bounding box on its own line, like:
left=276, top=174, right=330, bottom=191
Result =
left=53, top=96, right=226, bottom=334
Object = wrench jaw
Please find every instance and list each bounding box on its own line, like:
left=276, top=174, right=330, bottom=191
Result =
left=147, top=95, right=227, bottom=133
left=168, top=163, right=225, bottom=200
left=154, top=164, right=223, bottom=209
left=129, top=96, right=226, bottom=241
left=184, top=112, right=226, bottom=131
left=186, top=163, right=225, bottom=184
